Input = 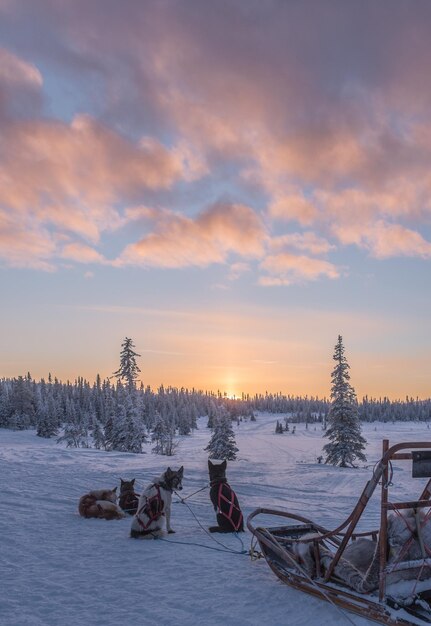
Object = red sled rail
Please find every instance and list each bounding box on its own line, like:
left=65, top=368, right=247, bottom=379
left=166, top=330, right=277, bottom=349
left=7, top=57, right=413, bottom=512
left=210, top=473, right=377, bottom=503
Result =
left=247, top=440, right=431, bottom=626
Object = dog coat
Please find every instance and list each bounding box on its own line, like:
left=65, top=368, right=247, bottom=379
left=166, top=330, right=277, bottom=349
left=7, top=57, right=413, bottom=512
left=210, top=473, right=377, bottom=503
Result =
left=214, top=482, right=243, bottom=532
left=135, top=484, right=165, bottom=531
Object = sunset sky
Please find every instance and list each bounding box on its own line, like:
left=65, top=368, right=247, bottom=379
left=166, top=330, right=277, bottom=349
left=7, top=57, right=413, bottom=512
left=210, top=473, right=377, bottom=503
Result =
left=1, top=0, right=431, bottom=399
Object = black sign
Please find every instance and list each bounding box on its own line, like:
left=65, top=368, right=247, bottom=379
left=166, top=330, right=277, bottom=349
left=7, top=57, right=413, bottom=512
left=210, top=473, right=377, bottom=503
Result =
left=412, top=451, right=431, bottom=478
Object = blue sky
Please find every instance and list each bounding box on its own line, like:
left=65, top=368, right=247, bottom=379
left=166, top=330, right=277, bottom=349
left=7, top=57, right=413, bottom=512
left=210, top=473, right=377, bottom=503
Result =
left=0, top=0, right=430, bottom=398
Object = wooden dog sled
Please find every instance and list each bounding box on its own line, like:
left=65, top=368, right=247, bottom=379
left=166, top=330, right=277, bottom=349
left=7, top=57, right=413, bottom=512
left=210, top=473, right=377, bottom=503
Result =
left=247, top=440, right=431, bottom=625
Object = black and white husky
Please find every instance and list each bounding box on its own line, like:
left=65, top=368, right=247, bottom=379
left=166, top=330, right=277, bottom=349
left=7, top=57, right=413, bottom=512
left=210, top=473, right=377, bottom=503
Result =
left=130, top=467, right=184, bottom=539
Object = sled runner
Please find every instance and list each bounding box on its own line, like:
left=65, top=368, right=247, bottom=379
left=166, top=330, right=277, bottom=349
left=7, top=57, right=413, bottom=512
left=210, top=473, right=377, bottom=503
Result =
left=247, top=440, right=431, bottom=625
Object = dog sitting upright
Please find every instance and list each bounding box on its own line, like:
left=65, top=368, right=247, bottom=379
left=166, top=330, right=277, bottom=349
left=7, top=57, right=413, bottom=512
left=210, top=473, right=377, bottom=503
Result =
left=130, top=467, right=184, bottom=539
left=78, top=487, right=125, bottom=520
left=208, top=459, right=244, bottom=533
left=118, top=478, right=139, bottom=515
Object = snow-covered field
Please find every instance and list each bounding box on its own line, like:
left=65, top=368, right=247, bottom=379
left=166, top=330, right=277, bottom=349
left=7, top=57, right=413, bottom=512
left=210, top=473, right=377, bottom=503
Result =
left=1, top=415, right=430, bottom=626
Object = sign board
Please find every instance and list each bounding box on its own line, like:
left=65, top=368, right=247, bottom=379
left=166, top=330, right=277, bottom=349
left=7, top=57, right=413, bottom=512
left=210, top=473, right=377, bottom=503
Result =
left=412, top=451, right=431, bottom=478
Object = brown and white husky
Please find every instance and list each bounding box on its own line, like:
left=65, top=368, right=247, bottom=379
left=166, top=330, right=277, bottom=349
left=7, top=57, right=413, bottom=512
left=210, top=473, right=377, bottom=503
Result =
left=208, top=459, right=244, bottom=533
left=78, top=487, right=125, bottom=520
left=130, top=467, right=184, bottom=539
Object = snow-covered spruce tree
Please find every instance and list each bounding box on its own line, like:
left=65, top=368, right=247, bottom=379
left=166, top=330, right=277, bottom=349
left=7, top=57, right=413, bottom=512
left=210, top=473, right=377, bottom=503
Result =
left=57, top=400, right=90, bottom=448
left=36, top=397, right=58, bottom=438
left=112, top=384, right=147, bottom=453
left=113, top=337, right=141, bottom=389
left=103, top=415, right=115, bottom=451
left=275, top=420, right=283, bottom=434
left=91, top=419, right=105, bottom=450
left=151, top=410, right=178, bottom=456
left=323, top=335, right=367, bottom=467
left=10, top=375, right=36, bottom=429
left=205, top=409, right=239, bottom=460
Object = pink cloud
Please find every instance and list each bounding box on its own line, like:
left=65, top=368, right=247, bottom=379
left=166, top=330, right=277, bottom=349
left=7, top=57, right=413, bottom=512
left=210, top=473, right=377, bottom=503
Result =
left=0, top=209, right=56, bottom=270
left=118, top=202, right=266, bottom=268
left=2, top=3, right=431, bottom=276
left=270, top=232, right=334, bottom=256
left=228, top=262, right=250, bottom=281
left=364, top=222, right=431, bottom=259
left=260, top=252, right=340, bottom=285
left=269, top=193, right=318, bottom=226
left=1, top=115, right=186, bottom=226
left=60, top=242, right=106, bottom=264
left=0, top=44, right=201, bottom=271
left=0, top=47, right=42, bottom=87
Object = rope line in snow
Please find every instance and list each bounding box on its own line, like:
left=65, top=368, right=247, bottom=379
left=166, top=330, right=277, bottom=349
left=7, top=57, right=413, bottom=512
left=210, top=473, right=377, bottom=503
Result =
left=172, top=490, right=248, bottom=555
left=156, top=535, right=248, bottom=556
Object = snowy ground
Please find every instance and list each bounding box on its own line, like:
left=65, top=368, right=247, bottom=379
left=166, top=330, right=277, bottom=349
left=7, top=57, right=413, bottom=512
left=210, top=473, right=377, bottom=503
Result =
left=1, top=415, right=430, bottom=626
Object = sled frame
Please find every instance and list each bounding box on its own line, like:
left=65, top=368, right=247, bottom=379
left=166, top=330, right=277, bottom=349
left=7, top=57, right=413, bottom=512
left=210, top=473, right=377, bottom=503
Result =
left=247, top=439, right=431, bottom=625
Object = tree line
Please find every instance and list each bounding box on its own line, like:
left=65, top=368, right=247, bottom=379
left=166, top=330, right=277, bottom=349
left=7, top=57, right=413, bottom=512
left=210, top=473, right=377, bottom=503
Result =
left=0, top=337, right=430, bottom=460
left=2, top=374, right=428, bottom=434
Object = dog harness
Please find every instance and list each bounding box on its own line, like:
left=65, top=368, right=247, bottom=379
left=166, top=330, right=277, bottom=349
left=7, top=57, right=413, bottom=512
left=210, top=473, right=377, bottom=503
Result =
left=119, top=490, right=139, bottom=514
left=217, top=482, right=243, bottom=532
left=135, top=484, right=165, bottom=531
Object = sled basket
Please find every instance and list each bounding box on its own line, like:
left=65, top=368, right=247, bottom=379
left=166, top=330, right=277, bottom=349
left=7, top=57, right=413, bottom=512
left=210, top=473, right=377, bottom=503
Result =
left=247, top=440, right=431, bottom=626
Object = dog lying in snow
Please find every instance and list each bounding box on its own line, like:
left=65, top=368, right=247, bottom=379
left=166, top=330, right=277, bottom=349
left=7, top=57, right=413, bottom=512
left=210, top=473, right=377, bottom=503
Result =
left=130, top=467, right=184, bottom=539
left=208, top=459, right=244, bottom=533
left=78, top=487, right=125, bottom=520
left=292, top=508, right=431, bottom=593
left=118, top=478, right=139, bottom=515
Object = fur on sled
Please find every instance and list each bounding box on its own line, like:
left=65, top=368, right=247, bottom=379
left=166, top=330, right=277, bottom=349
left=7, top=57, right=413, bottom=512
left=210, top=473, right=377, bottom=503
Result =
left=293, top=508, right=431, bottom=593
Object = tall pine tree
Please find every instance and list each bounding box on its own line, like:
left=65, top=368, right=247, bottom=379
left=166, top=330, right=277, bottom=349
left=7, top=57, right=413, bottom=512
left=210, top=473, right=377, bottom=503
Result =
left=323, top=335, right=367, bottom=467
left=113, top=337, right=141, bottom=389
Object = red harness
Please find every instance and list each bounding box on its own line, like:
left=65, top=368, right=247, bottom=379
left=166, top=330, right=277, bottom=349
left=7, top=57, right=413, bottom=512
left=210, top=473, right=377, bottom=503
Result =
left=217, top=482, right=243, bottom=531
left=136, top=484, right=165, bottom=531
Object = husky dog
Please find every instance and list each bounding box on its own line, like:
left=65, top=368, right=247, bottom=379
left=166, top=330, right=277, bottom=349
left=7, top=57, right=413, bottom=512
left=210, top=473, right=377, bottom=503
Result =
left=208, top=459, right=244, bottom=533
left=293, top=509, right=431, bottom=593
left=119, top=478, right=139, bottom=515
left=78, top=487, right=125, bottom=520
left=130, top=467, right=184, bottom=539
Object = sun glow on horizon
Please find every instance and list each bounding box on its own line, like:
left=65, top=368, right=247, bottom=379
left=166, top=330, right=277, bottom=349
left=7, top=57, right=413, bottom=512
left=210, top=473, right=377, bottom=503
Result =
left=224, top=391, right=240, bottom=400
left=221, top=371, right=242, bottom=400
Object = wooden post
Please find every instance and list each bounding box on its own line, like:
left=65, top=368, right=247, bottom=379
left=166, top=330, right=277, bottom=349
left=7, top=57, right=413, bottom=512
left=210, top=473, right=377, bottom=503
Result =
left=379, top=439, right=389, bottom=602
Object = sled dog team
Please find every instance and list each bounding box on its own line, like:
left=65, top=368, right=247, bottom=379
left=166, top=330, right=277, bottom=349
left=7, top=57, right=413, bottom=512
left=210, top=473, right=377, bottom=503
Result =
left=79, top=460, right=431, bottom=593
left=78, top=459, right=244, bottom=538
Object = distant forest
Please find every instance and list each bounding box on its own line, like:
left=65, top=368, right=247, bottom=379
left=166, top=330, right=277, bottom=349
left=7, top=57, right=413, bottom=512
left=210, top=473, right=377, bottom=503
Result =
left=1, top=373, right=430, bottom=454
